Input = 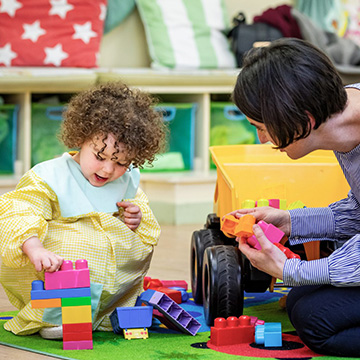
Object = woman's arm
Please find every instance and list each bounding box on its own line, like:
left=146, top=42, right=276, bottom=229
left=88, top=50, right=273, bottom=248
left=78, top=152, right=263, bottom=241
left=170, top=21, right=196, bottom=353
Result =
left=289, top=191, right=360, bottom=246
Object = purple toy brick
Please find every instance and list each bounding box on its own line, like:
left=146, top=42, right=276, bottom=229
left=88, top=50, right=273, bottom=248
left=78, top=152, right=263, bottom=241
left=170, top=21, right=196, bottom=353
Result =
left=139, top=289, right=200, bottom=336
left=45, top=259, right=90, bottom=290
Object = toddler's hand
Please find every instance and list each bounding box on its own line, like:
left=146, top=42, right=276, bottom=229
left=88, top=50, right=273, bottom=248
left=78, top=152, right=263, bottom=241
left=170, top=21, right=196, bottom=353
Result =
left=117, top=201, right=142, bottom=231
left=22, top=236, right=64, bottom=272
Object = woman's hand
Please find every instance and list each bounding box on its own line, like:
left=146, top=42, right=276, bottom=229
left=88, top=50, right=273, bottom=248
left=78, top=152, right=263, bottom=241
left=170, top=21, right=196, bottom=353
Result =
left=229, top=206, right=291, bottom=236
left=238, top=224, right=287, bottom=279
left=22, top=236, right=64, bottom=272
left=117, top=201, right=142, bottom=231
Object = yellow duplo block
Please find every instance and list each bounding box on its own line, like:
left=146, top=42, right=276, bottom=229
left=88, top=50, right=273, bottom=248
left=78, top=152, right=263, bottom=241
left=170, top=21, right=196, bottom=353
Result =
left=257, top=199, right=269, bottom=207
left=242, top=199, right=255, bottom=209
left=279, top=199, right=287, bottom=210
left=287, top=200, right=306, bottom=210
left=31, top=298, right=61, bottom=309
left=62, top=305, right=92, bottom=324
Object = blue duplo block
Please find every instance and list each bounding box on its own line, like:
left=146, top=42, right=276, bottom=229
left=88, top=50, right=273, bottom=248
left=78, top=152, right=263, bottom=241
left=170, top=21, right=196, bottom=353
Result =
left=31, top=280, right=91, bottom=300
left=255, top=322, right=282, bottom=347
left=110, top=306, right=153, bottom=334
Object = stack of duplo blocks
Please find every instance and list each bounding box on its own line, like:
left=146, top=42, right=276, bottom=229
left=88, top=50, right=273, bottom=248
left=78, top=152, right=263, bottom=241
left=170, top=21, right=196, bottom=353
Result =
left=31, top=259, right=93, bottom=350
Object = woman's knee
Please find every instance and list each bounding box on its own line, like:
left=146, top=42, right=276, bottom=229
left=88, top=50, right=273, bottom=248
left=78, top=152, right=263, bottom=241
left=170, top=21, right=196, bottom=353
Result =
left=286, top=285, right=321, bottom=322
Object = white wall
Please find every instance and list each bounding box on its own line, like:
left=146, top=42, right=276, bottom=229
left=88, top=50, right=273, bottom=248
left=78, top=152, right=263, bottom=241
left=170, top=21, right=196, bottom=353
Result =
left=99, top=0, right=293, bottom=68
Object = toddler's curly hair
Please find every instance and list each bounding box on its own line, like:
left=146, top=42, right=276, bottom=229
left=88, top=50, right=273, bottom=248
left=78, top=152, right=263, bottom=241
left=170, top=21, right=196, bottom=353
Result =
left=60, top=82, right=167, bottom=168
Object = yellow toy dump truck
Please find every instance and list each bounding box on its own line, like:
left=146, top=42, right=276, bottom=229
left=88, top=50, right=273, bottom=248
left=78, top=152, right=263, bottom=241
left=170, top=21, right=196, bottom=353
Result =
left=191, top=144, right=350, bottom=326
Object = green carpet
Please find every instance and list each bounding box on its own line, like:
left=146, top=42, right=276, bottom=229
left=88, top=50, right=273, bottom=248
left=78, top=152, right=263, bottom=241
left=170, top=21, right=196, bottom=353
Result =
left=0, top=289, right=350, bottom=360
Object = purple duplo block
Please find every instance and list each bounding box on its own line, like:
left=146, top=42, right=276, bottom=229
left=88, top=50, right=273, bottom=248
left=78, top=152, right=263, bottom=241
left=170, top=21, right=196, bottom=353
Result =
left=139, top=289, right=201, bottom=336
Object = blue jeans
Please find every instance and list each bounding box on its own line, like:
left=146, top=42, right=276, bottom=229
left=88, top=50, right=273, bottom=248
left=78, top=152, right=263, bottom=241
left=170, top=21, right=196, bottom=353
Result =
left=286, top=285, right=360, bottom=357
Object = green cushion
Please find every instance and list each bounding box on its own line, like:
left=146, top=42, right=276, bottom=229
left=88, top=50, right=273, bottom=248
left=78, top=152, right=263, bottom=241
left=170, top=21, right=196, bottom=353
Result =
left=136, top=0, right=236, bottom=69
left=104, top=0, right=136, bottom=34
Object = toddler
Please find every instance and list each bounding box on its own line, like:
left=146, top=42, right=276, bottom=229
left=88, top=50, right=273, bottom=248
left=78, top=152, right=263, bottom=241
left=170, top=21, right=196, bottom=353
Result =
left=0, top=82, right=167, bottom=338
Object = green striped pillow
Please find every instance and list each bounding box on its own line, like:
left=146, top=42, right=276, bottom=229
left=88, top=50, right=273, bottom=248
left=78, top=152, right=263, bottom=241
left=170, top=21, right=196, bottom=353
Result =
left=136, top=0, right=236, bottom=69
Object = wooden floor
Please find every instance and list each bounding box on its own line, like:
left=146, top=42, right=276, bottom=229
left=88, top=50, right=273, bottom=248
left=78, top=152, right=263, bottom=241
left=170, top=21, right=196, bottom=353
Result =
left=0, top=223, right=202, bottom=359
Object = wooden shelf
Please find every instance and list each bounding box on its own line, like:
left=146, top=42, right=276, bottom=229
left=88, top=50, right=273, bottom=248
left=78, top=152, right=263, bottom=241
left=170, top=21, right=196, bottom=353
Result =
left=0, top=67, right=237, bottom=223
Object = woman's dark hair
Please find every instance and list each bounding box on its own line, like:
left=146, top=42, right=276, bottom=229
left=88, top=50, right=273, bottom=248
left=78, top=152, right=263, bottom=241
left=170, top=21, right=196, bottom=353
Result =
left=232, top=38, right=347, bottom=148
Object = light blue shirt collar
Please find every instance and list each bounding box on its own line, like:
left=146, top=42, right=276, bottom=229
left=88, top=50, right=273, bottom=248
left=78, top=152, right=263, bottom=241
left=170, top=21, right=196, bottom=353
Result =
left=32, top=153, right=140, bottom=217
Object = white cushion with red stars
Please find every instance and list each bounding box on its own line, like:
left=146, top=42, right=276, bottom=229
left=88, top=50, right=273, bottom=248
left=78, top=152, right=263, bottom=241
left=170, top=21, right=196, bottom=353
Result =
left=0, top=0, right=107, bottom=68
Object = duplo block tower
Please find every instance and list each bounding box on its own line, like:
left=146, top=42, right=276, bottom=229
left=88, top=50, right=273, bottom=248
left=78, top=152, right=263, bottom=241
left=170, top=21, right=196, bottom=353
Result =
left=31, top=259, right=93, bottom=350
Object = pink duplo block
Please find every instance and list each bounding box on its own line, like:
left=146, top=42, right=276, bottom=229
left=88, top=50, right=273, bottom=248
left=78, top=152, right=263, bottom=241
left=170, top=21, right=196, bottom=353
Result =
left=45, top=259, right=90, bottom=290
left=268, top=199, right=280, bottom=208
left=247, top=221, right=284, bottom=250
left=258, top=221, right=284, bottom=243
left=63, top=340, right=93, bottom=350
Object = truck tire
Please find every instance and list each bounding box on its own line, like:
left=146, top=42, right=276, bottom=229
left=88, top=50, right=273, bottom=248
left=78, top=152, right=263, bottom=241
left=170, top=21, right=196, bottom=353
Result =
left=242, top=255, right=272, bottom=293
left=202, top=245, right=244, bottom=326
left=205, top=213, right=221, bottom=230
left=190, top=228, right=224, bottom=304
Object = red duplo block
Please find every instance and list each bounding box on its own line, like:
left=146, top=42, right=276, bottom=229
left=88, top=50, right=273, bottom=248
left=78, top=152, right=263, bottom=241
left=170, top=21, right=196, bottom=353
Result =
left=63, top=330, right=93, bottom=342
left=160, top=280, right=188, bottom=291
left=63, top=322, right=92, bottom=333
left=143, top=277, right=163, bottom=290
left=45, top=259, right=90, bottom=290
left=63, top=322, right=93, bottom=342
left=155, top=287, right=182, bottom=304
left=210, top=315, right=255, bottom=346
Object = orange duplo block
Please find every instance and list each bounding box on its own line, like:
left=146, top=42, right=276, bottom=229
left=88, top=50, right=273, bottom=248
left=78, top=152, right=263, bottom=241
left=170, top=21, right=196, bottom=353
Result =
left=234, top=214, right=256, bottom=238
left=221, top=215, right=240, bottom=236
left=31, top=298, right=61, bottom=309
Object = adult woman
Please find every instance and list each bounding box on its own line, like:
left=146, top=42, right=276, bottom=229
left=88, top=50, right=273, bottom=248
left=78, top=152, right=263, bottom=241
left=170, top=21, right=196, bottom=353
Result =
left=232, top=38, right=360, bottom=357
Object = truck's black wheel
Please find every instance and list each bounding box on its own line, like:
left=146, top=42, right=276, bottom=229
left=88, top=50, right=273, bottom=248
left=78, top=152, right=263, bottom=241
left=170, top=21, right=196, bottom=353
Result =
left=242, top=255, right=272, bottom=293
left=190, top=228, right=224, bottom=304
left=202, top=245, right=244, bottom=326
left=205, top=213, right=221, bottom=230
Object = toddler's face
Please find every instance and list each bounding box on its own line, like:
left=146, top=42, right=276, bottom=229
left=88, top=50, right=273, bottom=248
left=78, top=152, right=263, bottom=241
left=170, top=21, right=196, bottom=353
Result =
left=73, top=133, right=130, bottom=187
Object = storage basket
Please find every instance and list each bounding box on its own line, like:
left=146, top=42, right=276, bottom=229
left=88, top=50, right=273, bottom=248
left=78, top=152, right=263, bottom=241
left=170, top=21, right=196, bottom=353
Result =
left=142, top=103, right=196, bottom=171
left=210, top=102, right=258, bottom=168
left=0, top=104, right=18, bottom=174
left=31, top=104, right=67, bottom=166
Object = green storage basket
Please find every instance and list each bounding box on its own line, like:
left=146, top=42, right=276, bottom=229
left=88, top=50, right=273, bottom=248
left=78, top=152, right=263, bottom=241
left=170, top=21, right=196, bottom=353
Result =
left=31, top=103, right=68, bottom=166
left=0, top=104, right=18, bottom=174
left=210, top=102, right=259, bottom=168
left=143, top=103, right=196, bottom=171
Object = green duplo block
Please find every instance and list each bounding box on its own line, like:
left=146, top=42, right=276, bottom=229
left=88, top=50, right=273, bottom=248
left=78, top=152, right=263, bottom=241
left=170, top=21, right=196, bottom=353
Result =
left=61, top=296, right=92, bottom=307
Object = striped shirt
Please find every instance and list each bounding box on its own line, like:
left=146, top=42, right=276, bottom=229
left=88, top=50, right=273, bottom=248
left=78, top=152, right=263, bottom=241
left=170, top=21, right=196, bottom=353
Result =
left=283, top=83, right=360, bottom=287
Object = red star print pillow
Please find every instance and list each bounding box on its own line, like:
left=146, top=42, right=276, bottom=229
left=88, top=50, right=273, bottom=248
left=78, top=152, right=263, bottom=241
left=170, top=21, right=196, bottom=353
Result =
left=0, top=0, right=107, bottom=67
